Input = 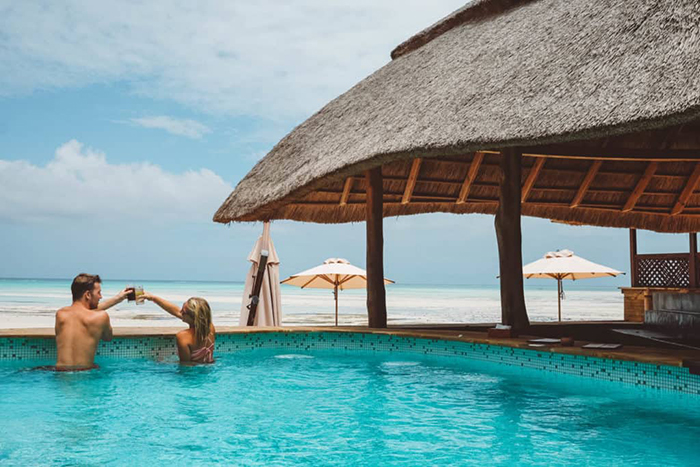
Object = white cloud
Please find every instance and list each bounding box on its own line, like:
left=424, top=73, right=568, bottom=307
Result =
left=0, top=140, right=232, bottom=223
left=0, top=0, right=466, bottom=119
left=129, top=116, right=212, bottom=139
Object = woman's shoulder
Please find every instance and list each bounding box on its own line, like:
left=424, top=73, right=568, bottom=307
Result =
left=176, top=328, right=194, bottom=344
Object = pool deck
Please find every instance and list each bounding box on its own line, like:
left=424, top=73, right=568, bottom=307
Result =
left=2, top=323, right=700, bottom=370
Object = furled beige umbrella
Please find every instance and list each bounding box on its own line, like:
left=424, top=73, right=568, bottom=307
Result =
left=240, top=222, right=282, bottom=326
left=282, top=258, right=394, bottom=326
left=522, top=250, right=623, bottom=322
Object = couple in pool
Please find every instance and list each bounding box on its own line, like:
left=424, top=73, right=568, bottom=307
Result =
left=55, top=274, right=215, bottom=370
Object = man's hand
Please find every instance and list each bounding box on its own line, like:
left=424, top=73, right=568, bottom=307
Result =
left=117, top=287, right=132, bottom=303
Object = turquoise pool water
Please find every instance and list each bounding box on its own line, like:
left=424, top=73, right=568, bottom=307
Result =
left=1, top=350, right=699, bottom=466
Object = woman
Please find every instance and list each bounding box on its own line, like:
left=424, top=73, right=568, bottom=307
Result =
left=142, top=293, right=215, bottom=364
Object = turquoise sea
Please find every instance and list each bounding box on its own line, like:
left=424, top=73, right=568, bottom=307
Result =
left=0, top=278, right=623, bottom=328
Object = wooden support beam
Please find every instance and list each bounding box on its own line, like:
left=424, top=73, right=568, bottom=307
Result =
left=623, top=162, right=658, bottom=212
left=512, top=146, right=700, bottom=162
left=339, top=177, right=353, bottom=206
left=295, top=200, right=495, bottom=206
left=570, top=160, right=602, bottom=208
left=521, top=157, right=545, bottom=203
left=413, top=158, right=690, bottom=181
left=365, top=167, right=387, bottom=328
left=321, top=184, right=679, bottom=198
left=401, top=158, right=422, bottom=204
left=671, top=162, right=700, bottom=215
left=495, top=148, right=530, bottom=331
left=629, top=229, right=638, bottom=287
left=456, top=152, right=484, bottom=204
left=296, top=199, right=691, bottom=214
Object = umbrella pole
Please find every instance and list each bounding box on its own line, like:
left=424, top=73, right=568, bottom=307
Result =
left=334, top=284, right=338, bottom=327
left=557, top=278, right=562, bottom=322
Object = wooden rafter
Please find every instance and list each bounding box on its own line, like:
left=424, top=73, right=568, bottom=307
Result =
left=401, top=158, right=422, bottom=204
left=570, top=160, right=602, bottom=208
left=671, top=162, right=700, bottom=215
left=521, top=158, right=545, bottom=203
left=339, top=177, right=353, bottom=206
left=456, top=152, right=484, bottom=204
left=622, top=162, right=658, bottom=212
left=319, top=185, right=680, bottom=199
left=430, top=157, right=691, bottom=180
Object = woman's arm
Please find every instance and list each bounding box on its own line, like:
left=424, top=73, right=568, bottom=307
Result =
left=141, top=292, right=183, bottom=319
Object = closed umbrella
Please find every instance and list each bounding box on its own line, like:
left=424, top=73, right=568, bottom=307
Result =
left=240, top=222, right=282, bottom=326
left=281, top=258, right=394, bottom=326
left=522, top=249, right=623, bottom=321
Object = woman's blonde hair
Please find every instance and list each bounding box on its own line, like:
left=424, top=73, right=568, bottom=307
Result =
left=183, top=297, right=212, bottom=344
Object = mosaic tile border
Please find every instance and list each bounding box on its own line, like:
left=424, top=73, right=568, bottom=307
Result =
left=1, top=331, right=699, bottom=395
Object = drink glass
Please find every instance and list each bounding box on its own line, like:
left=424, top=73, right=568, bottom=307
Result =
left=134, top=285, right=145, bottom=305
left=126, top=285, right=136, bottom=302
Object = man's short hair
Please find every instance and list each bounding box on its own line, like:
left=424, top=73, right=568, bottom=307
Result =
left=71, top=274, right=101, bottom=302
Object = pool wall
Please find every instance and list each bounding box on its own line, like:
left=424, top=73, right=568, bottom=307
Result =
left=1, top=331, right=699, bottom=395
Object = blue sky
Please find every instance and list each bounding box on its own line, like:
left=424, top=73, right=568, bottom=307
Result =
left=0, top=1, right=692, bottom=286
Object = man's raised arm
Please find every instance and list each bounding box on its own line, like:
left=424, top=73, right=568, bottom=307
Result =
left=97, top=288, right=130, bottom=311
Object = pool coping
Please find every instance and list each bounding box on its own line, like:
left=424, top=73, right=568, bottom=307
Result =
left=2, top=326, right=699, bottom=370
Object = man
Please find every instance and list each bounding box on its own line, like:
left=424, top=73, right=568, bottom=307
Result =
left=55, top=274, right=130, bottom=370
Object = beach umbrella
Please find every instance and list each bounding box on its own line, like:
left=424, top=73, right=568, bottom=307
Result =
left=240, top=222, right=282, bottom=326
left=522, top=250, right=623, bottom=322
left=281, top=258, right=394, bottom=326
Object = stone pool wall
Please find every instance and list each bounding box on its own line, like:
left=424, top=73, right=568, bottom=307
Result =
left=1, top=331, right=699, bottom=395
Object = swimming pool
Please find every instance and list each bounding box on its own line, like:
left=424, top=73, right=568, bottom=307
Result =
left=1, top=344, right=700, bottom=465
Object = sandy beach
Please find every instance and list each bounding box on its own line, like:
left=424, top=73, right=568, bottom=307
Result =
left=0, top=278, right=624, bottom=329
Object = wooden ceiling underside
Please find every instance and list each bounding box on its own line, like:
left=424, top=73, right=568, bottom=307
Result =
left=295, top=121, right=700, bottom=218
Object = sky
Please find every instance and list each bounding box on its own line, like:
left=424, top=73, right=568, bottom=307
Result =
left=0, top=0, right=693, bottom=286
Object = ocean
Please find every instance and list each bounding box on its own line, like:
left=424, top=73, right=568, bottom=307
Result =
left=0, top=278, right=624, bottom=329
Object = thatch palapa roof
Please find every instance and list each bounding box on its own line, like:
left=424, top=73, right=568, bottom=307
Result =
left=214, top=0, right=700, bottom=233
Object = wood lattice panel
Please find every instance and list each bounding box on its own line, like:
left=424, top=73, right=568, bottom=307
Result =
left=636, top=256, right=690, bottom=287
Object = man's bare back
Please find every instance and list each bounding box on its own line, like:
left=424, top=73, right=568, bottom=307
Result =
left=55, top=274, right=127, bottom=370
left=55, top=304, right=112, bottom=369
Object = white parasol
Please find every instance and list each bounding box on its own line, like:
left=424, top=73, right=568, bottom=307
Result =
left=281, top=258, right=394, bottom=326
left=522, top=249, right=623, bottom=321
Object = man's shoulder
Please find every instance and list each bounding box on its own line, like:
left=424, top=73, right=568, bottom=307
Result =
left=88, top=310, right=110, bottom=324
left=55, top=306, right=73, bottom=321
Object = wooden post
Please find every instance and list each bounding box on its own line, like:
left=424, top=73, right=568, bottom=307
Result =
left=494, top=148, right=530, bottom=331
left=366, top=167, right=387, bottom=328
left=690, top=232, right=698, bottom=289
left=629, top=229, right=638, bottom=287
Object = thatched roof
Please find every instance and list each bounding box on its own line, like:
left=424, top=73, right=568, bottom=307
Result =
left=214, top=0, right=700, bottom=232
